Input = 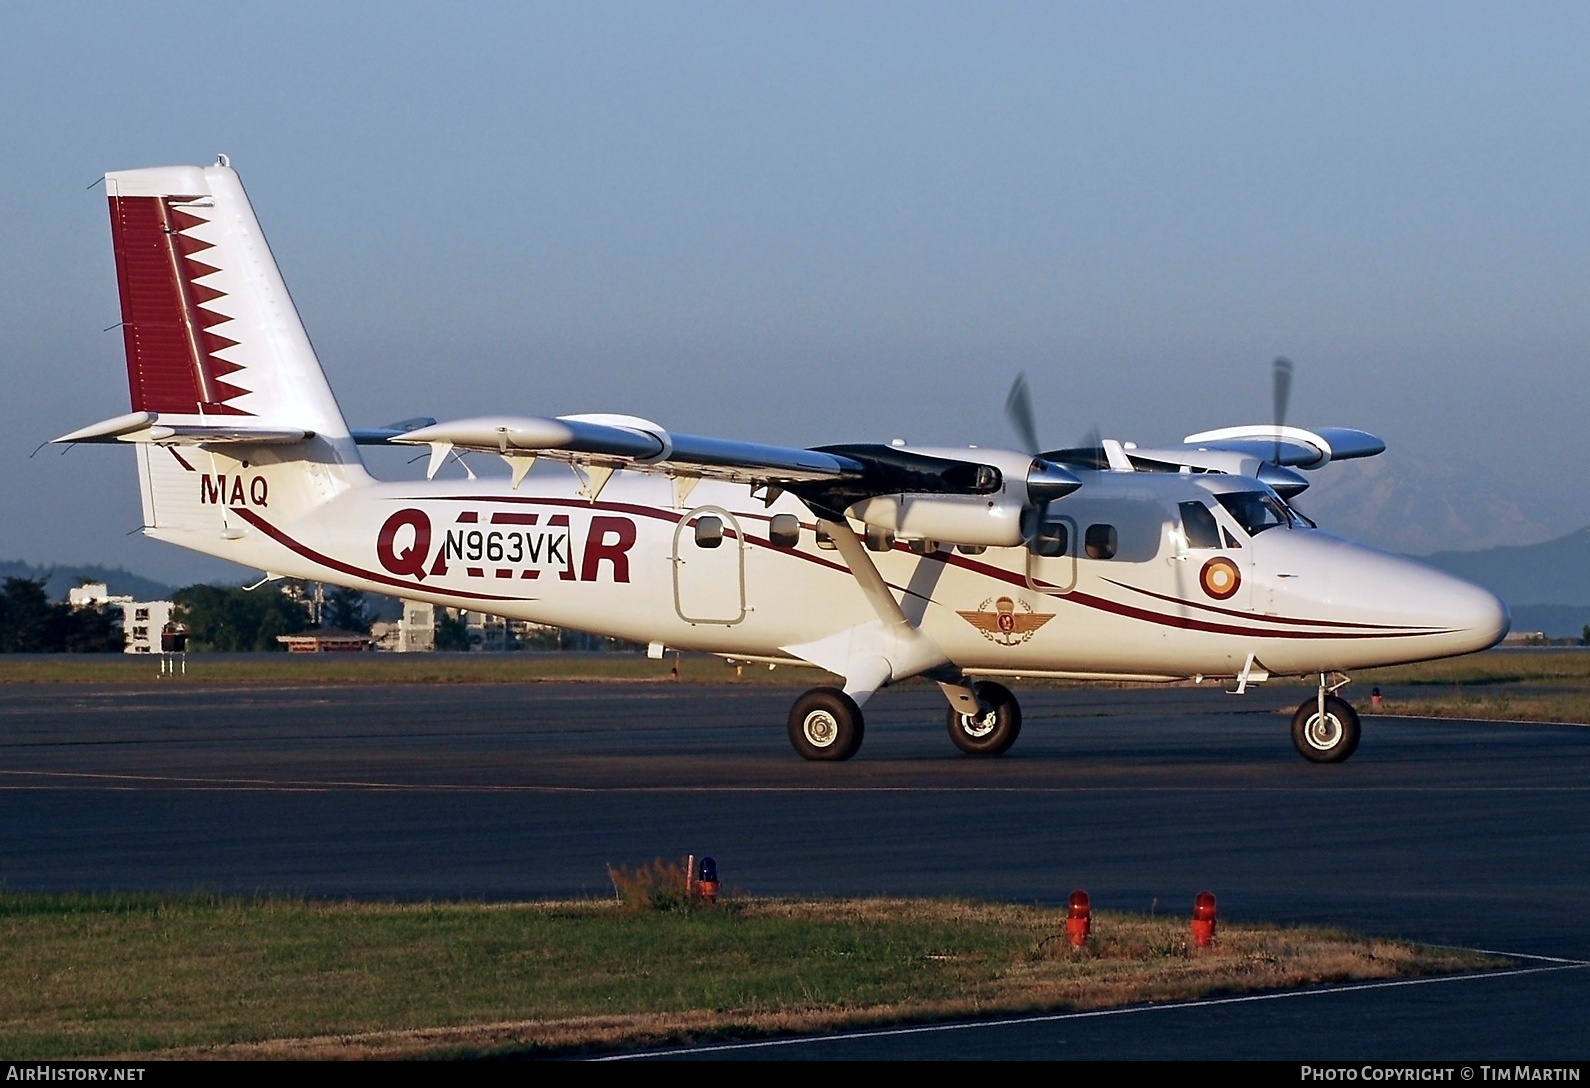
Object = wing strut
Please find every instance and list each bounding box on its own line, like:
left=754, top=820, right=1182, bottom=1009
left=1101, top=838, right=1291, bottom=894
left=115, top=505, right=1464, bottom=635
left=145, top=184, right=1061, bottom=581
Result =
left=779, top=519, right=978, bottom=712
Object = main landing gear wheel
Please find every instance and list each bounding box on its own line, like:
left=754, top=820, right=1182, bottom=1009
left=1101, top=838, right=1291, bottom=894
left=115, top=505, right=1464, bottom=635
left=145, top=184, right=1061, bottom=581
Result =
left=1291, top=695, right=1361, bottom=763
left=788, top=687, right=865, bottom=761
left=947, top=680, right=1022, bottom=756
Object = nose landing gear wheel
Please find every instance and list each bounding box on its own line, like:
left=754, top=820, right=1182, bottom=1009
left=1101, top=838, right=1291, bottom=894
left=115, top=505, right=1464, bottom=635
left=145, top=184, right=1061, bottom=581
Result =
left=1291, top=695, right=1361, bottom=763
left=788, top=687, right=865, bottom=761
left=947, top=680, right=1022, bottom=755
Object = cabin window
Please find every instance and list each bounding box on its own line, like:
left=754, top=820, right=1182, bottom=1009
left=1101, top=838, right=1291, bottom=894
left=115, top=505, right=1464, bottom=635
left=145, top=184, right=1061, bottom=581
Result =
left=814, top=525, right=836, bottom=550
left=768, top=513, right=800, bottom=549
left=957, top=543, right=987, bottom=555
left=1085, top=523, right=1118, bottom=560
left=864, top=525, right=895, bottom=552
left=1215, top=492, right=1292, bottom=535
left=693, top=515, right=724, bottom=548
left=1178, top=502, right=1222, bottom=549
left=1222, top=527, right=1241, bottom=549
left=1030, top=520, right=1069, bottom=558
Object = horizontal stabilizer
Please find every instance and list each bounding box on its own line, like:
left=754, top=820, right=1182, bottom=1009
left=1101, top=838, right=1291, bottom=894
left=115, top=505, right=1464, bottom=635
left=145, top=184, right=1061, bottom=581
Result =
left=52, top=411, right=312, bottom=446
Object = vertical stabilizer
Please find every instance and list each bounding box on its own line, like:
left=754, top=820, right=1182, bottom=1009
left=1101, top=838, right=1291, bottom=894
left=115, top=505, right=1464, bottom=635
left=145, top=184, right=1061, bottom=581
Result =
left=105, top=157, right=351, bottom=437
left=94, top=159, right=370, bottom=556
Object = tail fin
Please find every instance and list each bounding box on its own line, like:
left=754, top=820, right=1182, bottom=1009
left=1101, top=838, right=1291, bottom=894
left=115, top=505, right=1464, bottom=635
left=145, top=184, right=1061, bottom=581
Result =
left=105, top=156, right=350, bottom=436
left=88, top=158, right=370, bottom=553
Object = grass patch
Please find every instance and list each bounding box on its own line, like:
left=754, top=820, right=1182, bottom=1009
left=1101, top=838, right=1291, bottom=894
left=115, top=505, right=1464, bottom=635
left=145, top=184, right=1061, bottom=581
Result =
left=0, top=892, right=1499, bottom=1059
left=0, top=653, right=833, bottom=686
left=1366, top=692, right=1590, bottom=725
left=1355, top=650, right=1590, bottom=687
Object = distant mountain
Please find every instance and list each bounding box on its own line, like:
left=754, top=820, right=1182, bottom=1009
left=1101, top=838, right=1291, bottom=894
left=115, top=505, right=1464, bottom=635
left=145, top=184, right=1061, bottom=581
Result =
left=0, top=561, right=174, bottom=603
left=1297, top=455, right=1581, bottom=555
left=1421, top=526, right=1590, bottom=609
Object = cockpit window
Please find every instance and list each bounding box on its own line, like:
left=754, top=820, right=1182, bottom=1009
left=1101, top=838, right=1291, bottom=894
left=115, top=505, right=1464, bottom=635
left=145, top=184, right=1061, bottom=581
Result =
left=1215, top=491, right=1293, bottom=535
left=1178, top=501, right=1222, bottom=549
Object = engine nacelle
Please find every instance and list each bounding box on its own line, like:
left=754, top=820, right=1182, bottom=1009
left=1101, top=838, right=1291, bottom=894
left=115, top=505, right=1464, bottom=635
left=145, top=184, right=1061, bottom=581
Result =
left=846, top=492, right=1028, bottom=548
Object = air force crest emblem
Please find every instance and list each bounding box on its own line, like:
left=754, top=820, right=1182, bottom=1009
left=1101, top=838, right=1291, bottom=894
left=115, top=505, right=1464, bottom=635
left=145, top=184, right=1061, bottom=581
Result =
left=957, top=596, right=1054, bottom=646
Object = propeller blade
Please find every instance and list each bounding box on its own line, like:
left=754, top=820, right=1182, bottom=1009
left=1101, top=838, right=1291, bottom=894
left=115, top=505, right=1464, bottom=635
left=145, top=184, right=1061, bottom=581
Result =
left=1005, top=373, right=1040, bottom=456
left=1080, top=424, right=1103, bottom=466
left=1272, top=357, right=1294, bottom=465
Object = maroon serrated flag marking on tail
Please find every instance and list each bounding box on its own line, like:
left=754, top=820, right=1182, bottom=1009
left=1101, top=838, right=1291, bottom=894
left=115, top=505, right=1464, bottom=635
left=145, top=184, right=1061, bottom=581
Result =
left=108, top=195, right=250, bottom=415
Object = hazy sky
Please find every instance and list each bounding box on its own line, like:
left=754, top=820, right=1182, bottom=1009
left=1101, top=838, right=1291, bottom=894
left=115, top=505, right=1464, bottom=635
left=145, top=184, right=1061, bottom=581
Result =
left=2, top=2, right=1587, bottom=582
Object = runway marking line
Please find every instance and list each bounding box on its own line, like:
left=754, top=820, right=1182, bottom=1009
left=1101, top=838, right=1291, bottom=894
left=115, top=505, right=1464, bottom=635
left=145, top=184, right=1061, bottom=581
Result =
left=596, top=958, right=1590, bottom=1060
left=3, top=770, right=1590, bottom=795
left=1371, top=714, right=1590, bottom=729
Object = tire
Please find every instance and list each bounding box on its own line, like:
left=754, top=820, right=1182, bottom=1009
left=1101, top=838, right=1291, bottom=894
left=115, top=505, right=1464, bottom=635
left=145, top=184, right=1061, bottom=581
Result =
left=788, top=687, right=865, bottom=761
left=1291, top=695, right=1361, bottom=763
left=947, top=680, right=1022, bottom=755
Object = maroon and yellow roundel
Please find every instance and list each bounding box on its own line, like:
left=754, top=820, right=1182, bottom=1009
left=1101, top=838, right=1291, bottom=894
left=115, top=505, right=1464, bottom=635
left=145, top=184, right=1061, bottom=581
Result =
left=1200, top=557, right=1241, bottom=600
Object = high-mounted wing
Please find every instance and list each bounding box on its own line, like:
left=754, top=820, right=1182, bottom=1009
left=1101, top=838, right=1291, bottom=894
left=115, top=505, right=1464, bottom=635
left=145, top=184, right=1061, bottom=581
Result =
left=350, top=417, right=437, bottom=444
left=390, top=414, right=867, bottom=485
left=383, top=413, right=1029, bottom=509
left=1180, top=425, right=1385, bottom=470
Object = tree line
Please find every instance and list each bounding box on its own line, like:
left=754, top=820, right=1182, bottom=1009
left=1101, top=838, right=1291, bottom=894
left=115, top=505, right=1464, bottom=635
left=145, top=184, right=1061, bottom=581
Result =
left=0, top=578, right=124, bottom=653
left=0, top=578, right=373, bottom=654
left=171, top=583, right=371, bottom=651
left=0, top=575, right=632, bottom=653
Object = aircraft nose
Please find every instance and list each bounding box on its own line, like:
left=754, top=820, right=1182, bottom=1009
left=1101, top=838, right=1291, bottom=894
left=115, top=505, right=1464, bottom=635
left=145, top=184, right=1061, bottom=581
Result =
left=1432, top=574, right=1510, bottom=654
left=1367, top=556, right=1511, bottom=655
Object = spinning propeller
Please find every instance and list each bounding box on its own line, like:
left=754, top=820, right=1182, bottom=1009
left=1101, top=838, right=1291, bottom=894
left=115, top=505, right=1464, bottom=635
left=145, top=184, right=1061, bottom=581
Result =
left=1002, top=373, right=1085, bottom=514
left=1271, top=357, right=1293, bottom=467
left=1004, top=372, right=1106, bottom=471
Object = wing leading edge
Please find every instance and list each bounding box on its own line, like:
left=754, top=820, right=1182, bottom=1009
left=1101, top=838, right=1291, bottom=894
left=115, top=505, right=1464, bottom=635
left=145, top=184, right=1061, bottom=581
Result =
left=383, top=414, right=1016, bottom=509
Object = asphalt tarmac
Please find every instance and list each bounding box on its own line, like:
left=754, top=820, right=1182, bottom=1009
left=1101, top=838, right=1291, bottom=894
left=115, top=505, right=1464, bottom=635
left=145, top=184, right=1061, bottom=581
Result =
left=1, top=679, right=1586, bottom=1060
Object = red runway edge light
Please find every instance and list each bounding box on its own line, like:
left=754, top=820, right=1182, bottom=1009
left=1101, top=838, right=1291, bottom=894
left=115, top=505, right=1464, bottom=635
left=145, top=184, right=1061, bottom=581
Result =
left=1066, top=890, right=1091, bottom=948
left=1191, top=891, right=1217, bottom=948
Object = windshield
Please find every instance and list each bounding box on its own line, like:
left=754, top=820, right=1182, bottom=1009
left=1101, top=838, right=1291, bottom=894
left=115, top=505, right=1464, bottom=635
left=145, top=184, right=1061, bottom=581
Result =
left=1215, top=491, right=1294, bottom=535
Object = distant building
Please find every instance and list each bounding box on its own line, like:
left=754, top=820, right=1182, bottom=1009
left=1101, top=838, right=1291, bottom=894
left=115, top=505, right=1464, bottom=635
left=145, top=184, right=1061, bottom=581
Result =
left=276, top=628, right=370, bottom=653
left=461, top=609, right=509, bottom=652
left=371, top=601, right=435, bottom=652
left=68, top=583, right=175, bottom=655
left=400, top=601, right=435, bottom=652
left=368, top=601, right=570, bottom=653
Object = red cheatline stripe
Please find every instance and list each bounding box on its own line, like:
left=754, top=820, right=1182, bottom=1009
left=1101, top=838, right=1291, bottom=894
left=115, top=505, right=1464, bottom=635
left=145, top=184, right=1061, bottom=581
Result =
left=413, top=494, right=1440, bottom=642
left=1102, top=577, right=1444, bottom=633
left=230, top=509, right=524, bottom=602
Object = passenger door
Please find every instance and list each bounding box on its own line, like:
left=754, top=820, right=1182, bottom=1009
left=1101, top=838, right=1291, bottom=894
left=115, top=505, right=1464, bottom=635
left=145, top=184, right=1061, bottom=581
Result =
left=672, top=505, right=746, bottom=625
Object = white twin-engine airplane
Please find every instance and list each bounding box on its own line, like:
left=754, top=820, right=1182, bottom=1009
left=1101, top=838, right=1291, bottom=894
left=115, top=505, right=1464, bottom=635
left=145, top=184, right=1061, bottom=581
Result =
left=56, top=159, right=1510, bottom=764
